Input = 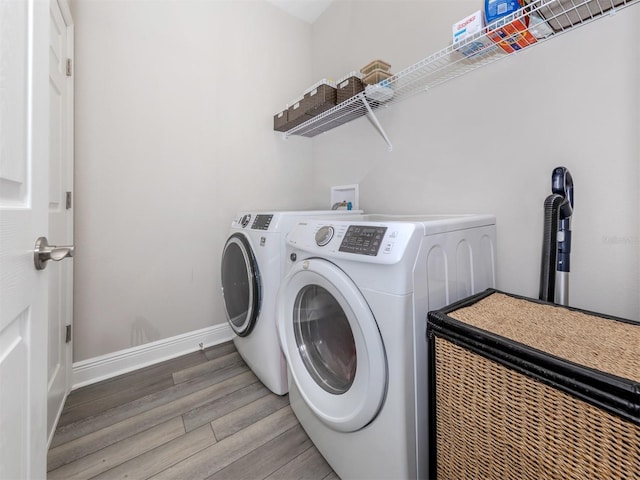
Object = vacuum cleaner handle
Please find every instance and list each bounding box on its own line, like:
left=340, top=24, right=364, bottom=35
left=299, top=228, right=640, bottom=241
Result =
left=552, top=166, right=574, bottom=221
left=552, top=167, right=574, bottom=274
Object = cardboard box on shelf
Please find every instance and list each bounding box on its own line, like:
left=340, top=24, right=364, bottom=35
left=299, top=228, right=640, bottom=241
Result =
left=485, top=0, right=520, bottom=23
left=452, top=10, right=494, bottom=57
left=360, top=59, right=391, bottom=76
left=485, top=0, right=537, bottom=54
left=363, top=69, right=393, bottom=85
left=487, top=17, right=537, bottom=53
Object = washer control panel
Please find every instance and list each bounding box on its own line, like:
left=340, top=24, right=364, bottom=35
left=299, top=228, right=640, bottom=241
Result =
left=251, top=214, right=273, bottom=230
left=287, top=219, right=417, bottom=264
left=339, top=225, right=387, bottom=256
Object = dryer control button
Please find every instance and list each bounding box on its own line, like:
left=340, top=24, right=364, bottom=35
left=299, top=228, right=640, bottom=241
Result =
left=315, top=226, right=335, bottom=246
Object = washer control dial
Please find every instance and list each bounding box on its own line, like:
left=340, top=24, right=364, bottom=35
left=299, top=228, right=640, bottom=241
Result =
left=240, top=214, right=251, bottom=228
left=315, top=226, right=334, bottom=246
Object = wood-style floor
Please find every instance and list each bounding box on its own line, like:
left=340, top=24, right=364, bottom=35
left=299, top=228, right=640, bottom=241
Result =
left=47, top=341, right=338, bottom=480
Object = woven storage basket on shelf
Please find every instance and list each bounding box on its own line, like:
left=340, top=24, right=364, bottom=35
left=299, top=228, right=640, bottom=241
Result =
left=336, top=75, right=364, bottom=104
left=286, top=98, right=312, bottom=130
left=427, top=289, right=640, bottom=480
left=273, top=110, right=288, bottom=132
left=303, top=83, right=337, bottom=117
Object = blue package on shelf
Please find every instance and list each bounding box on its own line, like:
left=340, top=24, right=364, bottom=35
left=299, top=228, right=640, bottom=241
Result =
left=485, top=0, right=520, bottom=23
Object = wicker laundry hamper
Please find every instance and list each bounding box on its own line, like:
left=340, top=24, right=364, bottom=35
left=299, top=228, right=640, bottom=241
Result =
left=427, top=289, right=640, bottom=480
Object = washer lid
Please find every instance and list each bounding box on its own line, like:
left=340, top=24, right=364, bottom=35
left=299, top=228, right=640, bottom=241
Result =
left=221, top=233, right=261, bottom=336
left=277, top=258, right=387, bottom=432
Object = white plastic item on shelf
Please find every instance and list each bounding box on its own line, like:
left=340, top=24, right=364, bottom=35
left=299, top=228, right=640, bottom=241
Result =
left=528, top=12, right=554, bottom=38
left=365, top=82, right=394, bottom=103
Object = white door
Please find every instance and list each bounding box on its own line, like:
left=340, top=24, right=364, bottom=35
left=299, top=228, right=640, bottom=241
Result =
left=0, top=0, right=51, bottom=478
left=276, top=258, right=387, bottom=433
left=47, top=0, right=74, bottom=444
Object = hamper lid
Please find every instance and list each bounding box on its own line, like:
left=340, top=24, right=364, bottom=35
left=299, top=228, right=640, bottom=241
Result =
left=427, top=289, right=640, bottom=425
left=444, top=291, right=640, bottom=382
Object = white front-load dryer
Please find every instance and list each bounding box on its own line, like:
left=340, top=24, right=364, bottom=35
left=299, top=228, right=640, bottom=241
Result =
left=276, top=214, right=497, bottom=478
left=220, top=210, right=361, bottom=395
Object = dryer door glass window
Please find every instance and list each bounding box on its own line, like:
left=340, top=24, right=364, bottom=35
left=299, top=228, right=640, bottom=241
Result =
left=221, top=235, right=260, bottom=336
left=293, top=284, right=356, bottom=394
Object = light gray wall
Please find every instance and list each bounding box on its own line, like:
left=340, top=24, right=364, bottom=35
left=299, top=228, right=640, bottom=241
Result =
left=310, top=0, right=640, bottom=319
left=71, top=0, right=639, bottom=362
left=71, top=0, right=315, bottom=361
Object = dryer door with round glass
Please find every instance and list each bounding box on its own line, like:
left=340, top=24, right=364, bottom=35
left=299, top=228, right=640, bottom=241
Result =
left=221, top=233, right=261, bottom=336
left=277, top=258, right=387, bottom=433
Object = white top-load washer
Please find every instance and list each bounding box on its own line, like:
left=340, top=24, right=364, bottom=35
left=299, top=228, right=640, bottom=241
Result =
left=276, top=214, right=496, bottom=479
left=220, top=210, right=361, bottom=396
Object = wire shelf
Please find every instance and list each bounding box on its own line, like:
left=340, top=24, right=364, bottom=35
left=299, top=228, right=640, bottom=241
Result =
left=282, top=0, right=639, bottom=143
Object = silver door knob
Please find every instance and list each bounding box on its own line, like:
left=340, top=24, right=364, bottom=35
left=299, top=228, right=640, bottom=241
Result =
left=34, top=236, right=74, bottom=270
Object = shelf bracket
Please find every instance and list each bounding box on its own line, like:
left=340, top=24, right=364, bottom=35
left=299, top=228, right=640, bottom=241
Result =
left=362, top=97, right=393, bottom=152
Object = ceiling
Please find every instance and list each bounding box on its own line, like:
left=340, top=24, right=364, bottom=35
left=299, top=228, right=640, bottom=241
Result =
left=266, top=0, right=333, bottom=23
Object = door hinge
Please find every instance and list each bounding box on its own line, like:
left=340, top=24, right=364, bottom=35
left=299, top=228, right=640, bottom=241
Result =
left=65, top=325, right=72, bottom=343
left=66, top=58, right=73, bottom=77
left=66, top=191, right=72, bottom=210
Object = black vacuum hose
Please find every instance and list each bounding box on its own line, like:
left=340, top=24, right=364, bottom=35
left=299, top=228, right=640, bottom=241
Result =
left=539, top=193, right=564, bottom=302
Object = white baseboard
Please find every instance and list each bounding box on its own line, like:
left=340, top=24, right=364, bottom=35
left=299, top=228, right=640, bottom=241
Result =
left=71, top=323, right=234, bottom=390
